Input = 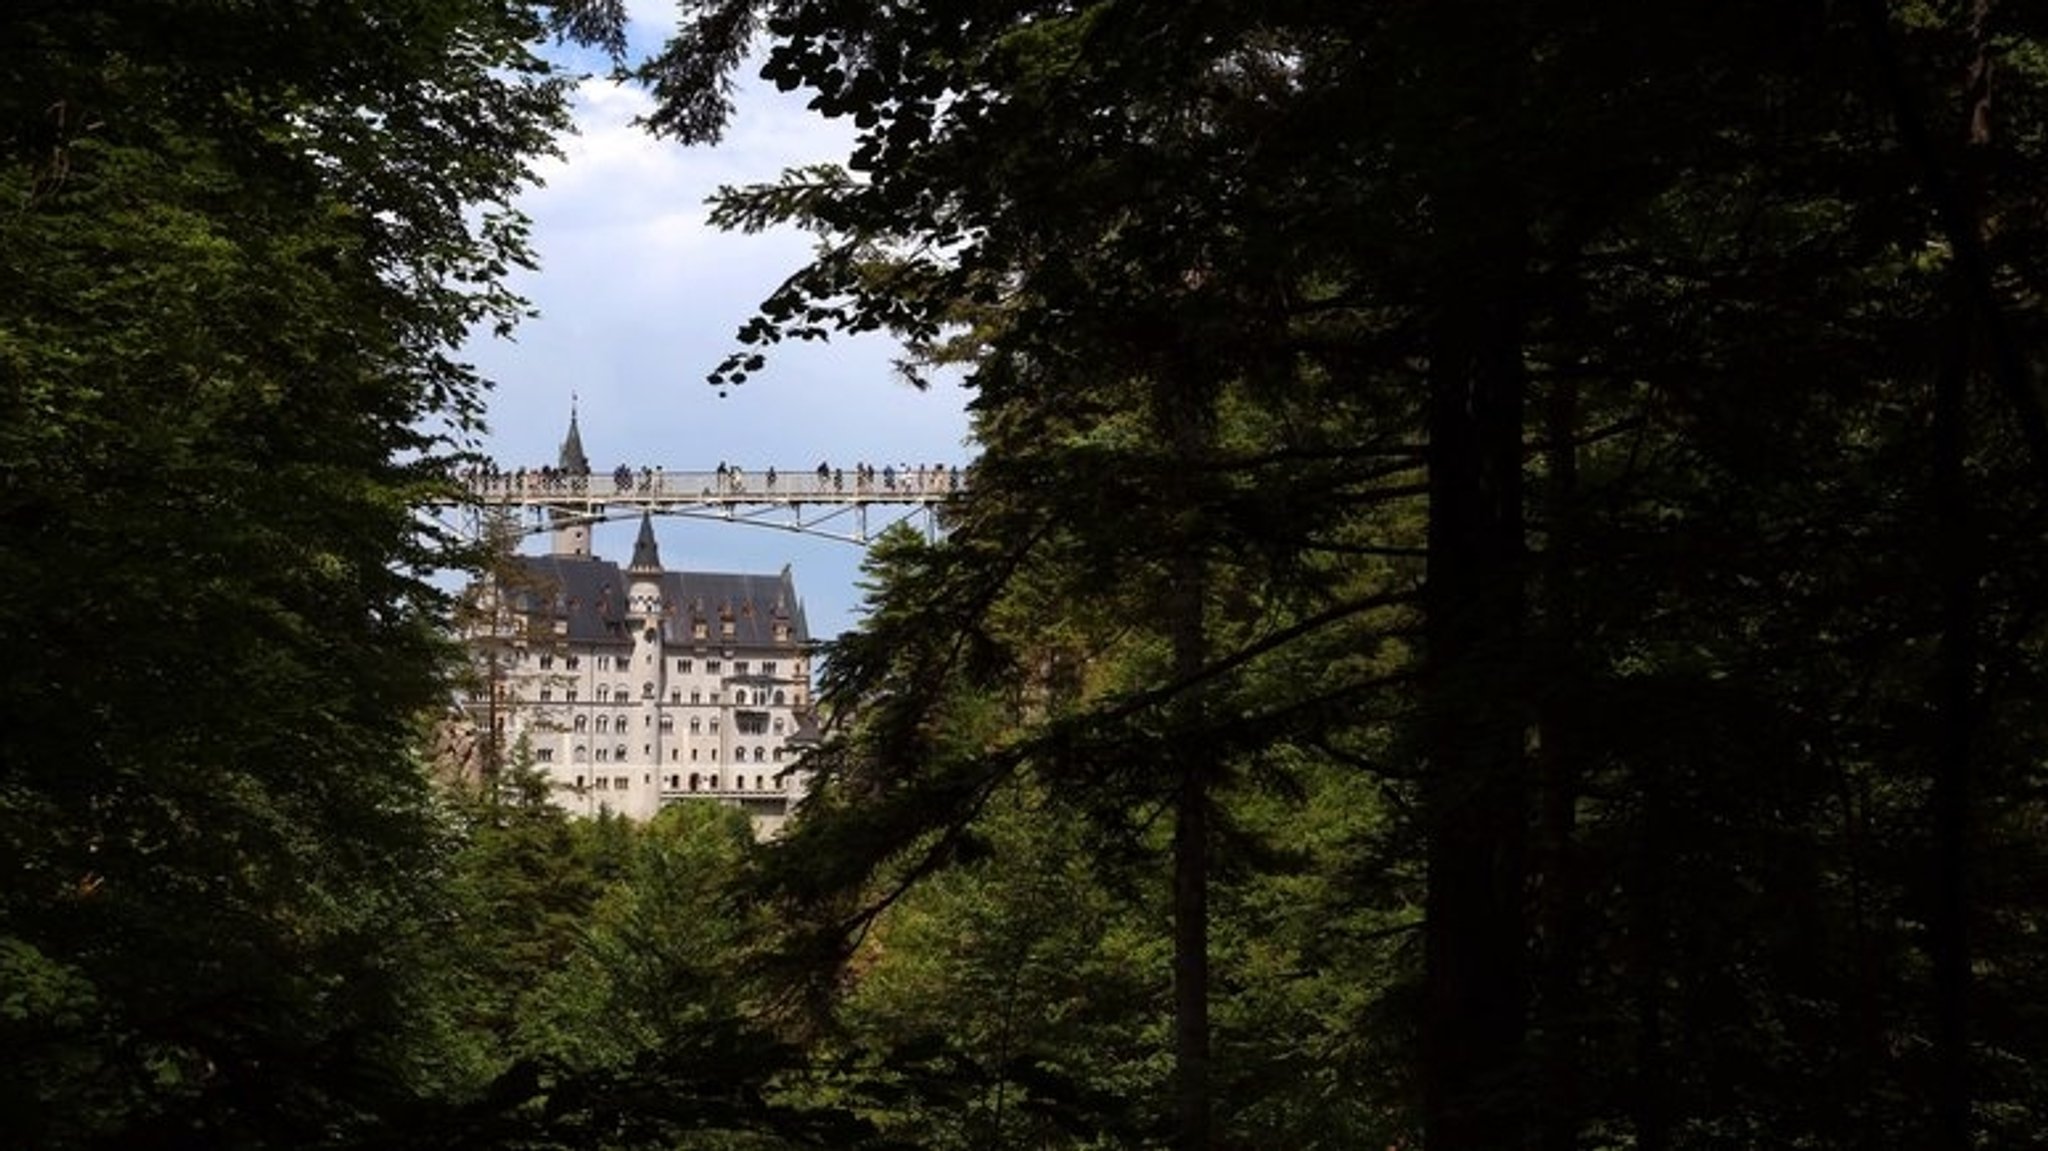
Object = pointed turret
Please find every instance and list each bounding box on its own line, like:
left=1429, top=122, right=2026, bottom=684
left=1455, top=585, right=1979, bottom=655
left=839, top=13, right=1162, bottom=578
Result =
left=549, top=402, right=592, bottom=558
left=627, top=511, right=664, bottom=620
left=629, top=511, right=663, bottom=573
left=559, top=401, right=590, bottom=475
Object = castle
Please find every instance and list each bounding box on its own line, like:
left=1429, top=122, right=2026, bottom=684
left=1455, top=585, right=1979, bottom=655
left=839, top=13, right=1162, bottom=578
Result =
left=459, top=410, right=819, bottom=832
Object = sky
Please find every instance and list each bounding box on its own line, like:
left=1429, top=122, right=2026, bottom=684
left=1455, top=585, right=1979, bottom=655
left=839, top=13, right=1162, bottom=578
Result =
left=459, top=9, right=976, bottom=643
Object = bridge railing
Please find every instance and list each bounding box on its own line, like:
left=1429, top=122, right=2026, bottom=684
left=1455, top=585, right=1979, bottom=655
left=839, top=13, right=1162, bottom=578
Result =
left=462, top=465, right=965, bottom=506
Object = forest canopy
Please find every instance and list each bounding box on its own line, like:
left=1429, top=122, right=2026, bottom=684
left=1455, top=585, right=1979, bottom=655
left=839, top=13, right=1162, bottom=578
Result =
left=6, top=2, right=2048, bottom=1150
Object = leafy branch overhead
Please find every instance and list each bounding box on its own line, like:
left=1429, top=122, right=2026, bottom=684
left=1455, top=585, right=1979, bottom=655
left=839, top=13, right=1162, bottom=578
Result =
left=628, top=1, right=2048, bottom=1148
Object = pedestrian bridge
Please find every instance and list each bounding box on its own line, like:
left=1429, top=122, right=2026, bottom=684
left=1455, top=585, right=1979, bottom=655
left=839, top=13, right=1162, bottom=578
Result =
left=453, top=462, right=964, bottom=545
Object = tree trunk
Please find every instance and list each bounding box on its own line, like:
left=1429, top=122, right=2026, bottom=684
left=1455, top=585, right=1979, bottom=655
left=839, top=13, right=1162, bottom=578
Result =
left=1172, top=739, right=1211, bottom=1150
left=1535, top=377, right=1584, bottom=1151
left=1421, top=266, right=1531, bottom=1151
left=1930, top=305, right=1974, bottom=1151
left=1413, top=4, right=1535, bottom=1140
left=1630, top=795, right=1672, bottom=1151
left=1160, top=368, right=1215, bottom=1150
left=1929, top=6, right=1991, bottom=1144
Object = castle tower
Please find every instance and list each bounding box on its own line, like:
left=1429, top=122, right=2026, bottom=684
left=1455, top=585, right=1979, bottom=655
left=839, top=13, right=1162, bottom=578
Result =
left=550, top=402, right=592, bottom=558
left=627, top=511, right=664, bottom=621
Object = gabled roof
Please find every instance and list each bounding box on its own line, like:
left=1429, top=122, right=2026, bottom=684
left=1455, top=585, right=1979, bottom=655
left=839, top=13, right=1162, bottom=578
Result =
left=653, top=569, right=808, bottom=647
left=505, top=554, right=633, bottom=646
left=503, top=552, right=811, bottom=649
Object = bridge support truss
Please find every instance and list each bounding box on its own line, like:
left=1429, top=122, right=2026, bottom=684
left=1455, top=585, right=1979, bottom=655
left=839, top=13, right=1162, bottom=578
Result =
left=449, top=465, right=962, bottom=546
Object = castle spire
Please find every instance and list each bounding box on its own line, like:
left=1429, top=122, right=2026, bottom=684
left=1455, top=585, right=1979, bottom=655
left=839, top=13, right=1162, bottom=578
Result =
left=558, top=398, right=589, bottom=475
left=629, top=511, right=662, bottom=573
left=548, top=399, right=592, bottom=558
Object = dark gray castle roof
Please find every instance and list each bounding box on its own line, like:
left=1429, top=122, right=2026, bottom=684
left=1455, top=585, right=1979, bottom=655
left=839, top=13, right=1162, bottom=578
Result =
left=504, top=553, right=809, bottom=649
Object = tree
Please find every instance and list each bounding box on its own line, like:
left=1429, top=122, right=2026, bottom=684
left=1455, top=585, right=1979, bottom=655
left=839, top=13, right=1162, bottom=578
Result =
left=0, top=2, right=582, bottom=1144
left=612, top=2, right=2048, bottom=1147
left=835, top=784, right=1172, bottom=1150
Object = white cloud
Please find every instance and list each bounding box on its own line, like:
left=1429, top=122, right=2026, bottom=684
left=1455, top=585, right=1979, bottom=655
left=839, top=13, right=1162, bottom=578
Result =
left=463, top=50, right=972, bottom=642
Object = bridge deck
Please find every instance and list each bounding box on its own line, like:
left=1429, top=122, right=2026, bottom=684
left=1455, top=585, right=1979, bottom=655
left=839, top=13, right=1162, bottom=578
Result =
left=461, top=465, right=961, bottom=510
left=451, top=465, right=964, bottom=544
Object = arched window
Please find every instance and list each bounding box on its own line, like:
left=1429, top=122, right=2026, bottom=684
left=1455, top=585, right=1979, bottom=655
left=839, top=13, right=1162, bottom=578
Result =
left=659, top=716, right=673, bottom=732
left=614, top=713, right=627, bottom=730
left=689, top=773, right=700, bottom=791
left=773, top=747, right=785, bottom=762
left=574, top=744, right=588, bottom=762
left=643, top=682, right=655, bottom=698
left=595, top=715, right=609, bottom=733
left=773, top=689, right=786, bottom=705
left=734, top=689, right=748, bottom=705
left=573, top=715, right=587, bottom=733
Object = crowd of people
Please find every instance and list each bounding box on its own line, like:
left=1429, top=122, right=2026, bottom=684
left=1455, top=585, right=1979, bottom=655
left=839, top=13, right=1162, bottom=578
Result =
left=462, top=460, right=965, bottom=497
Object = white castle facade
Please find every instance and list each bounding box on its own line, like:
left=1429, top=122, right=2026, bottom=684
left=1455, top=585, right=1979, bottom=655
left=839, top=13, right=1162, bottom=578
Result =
left=460, top=413, right=819, bottom=832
